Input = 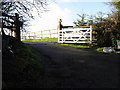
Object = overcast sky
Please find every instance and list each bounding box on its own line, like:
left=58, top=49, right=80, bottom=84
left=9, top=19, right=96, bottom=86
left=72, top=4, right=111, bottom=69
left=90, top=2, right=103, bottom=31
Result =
left=28, top=0, right=113, bottom=32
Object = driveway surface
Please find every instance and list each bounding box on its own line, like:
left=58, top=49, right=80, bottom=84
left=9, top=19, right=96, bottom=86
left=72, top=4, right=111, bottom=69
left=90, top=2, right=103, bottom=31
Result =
left=24, top=42, right=120, bottom=88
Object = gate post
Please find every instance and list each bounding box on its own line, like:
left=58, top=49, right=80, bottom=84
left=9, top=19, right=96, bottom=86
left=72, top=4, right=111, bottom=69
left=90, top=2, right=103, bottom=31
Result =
left=90, top=25, right=92, bottom=43
left=58, top=19, right=62, bottom=30
left=58, top=19, right=64, bottom=43
left=14, top=13, right=21, bottom=41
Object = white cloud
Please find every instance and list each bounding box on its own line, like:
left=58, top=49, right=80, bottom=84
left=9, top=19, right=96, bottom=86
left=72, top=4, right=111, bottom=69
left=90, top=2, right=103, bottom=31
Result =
left=64, top=8, right=71, bottom=13
left=29, top=2, right=73, bottom=32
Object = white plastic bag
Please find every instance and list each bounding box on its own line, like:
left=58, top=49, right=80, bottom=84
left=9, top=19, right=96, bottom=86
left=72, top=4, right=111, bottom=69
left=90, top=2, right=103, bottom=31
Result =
left=103, top=47, right=115, bottom=53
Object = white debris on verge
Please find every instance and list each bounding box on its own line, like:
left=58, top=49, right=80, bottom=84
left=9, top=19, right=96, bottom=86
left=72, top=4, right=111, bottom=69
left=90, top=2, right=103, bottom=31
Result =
left=103, top=47, right=116, bottom=53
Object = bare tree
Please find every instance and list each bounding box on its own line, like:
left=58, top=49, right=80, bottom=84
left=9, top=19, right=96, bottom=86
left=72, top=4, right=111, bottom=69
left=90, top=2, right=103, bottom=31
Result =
left=1, top=0, right=48, bottom=16
left=0, top=0, right=49, bottom=33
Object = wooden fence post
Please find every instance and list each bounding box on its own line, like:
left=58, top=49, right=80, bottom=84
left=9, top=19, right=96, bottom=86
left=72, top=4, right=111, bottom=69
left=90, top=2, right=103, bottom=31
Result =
left=34, top=32, right=36, bottom=39
left=58, top=19, right=62, bottom=30
left=41, top=31, right=43, bottom=38
left=14, top=13, right=21, bottom=41
left=49, top=30, right=51, bottom=38
left=58, top=19, right=64, bottom=43
left=29, top=33, right=30, bottom=39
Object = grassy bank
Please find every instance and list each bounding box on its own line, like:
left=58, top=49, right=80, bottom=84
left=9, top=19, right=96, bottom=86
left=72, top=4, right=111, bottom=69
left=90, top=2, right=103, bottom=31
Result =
left=3, top=38, right=44, bottom=88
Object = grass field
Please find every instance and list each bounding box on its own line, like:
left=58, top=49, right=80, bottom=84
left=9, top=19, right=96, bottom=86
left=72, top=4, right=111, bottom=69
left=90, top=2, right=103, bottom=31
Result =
left=23, top=38, right=58, bottom=42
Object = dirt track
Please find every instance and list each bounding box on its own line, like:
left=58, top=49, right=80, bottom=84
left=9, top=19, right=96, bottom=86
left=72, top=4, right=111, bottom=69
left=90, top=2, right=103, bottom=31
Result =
left=24, top=41, right=120, bottom=88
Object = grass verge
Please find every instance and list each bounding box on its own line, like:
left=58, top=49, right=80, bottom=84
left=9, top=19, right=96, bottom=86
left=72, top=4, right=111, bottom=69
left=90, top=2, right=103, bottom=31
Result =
left=63, top=44, right=119, bottom=54
left=60, top=43, right=99, bottom=52
left=3, top=38, right=44, bottom=88
left=23, top=38, right=99, bottom=52
left=23, top=38, right=118, bottom=54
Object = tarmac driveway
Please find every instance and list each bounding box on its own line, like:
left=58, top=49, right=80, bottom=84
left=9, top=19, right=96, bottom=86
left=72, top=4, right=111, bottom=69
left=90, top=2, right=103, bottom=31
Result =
left=24, top=42, right=120, bottom=88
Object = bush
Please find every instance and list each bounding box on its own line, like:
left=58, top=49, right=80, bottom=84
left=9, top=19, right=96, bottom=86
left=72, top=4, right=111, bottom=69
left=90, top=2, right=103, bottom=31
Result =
left=93, top=11, right=120, bottom=47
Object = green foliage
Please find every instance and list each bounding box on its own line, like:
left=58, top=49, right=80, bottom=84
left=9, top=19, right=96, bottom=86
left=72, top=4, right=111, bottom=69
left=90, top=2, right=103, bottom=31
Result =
left=61, top=44, right=90, bottom=49
left=93, top=11, right=120, bottom=47
left=73, top=14, right=88, bottom=26
left=96, top=48, right=104, bottom=53
left=92, top=2, right=120, bottom=47
left=60, top=43, right=104, bottom=53
left=111, top=0, right=120, bottom=10
left=73, top=8, right=120, bottom=48
left=95, top=12, right=106, bottom=23
left=73, top=12, right=106, bottom=26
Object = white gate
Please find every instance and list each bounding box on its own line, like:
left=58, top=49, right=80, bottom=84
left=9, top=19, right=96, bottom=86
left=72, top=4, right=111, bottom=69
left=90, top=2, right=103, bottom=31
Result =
left=58, top=26, right=92, bottom=43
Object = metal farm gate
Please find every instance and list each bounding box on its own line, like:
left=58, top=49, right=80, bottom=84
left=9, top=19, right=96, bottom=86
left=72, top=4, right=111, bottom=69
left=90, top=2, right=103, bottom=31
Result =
left=58, top=26, right=92, bottom=44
